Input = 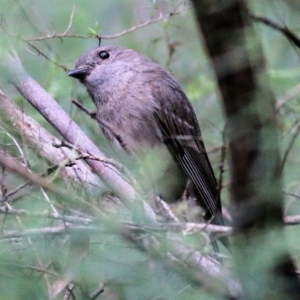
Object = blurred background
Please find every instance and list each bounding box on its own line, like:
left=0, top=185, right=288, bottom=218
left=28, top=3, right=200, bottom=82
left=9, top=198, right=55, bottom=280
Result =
left=1, top=0, right=300, bottom=299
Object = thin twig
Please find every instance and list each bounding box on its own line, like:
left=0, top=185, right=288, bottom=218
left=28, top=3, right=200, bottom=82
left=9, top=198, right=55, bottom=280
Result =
left=27, top=8, right=189, bottom=42
left=90, top=283, right=104, bottom=300
left=156, top=196, right=179, bottom=222
left=63, top=283, right=75, bottom=300
left=25, top=42, right=68, bottom=71
left=62, top=6, right=76, bottom=36
left=250, top=12, right=300, bottom=49
left=72, top=99, right=128, bottom=151
left=72, top=99, right=96, bottom=119
left=52, top=141, right=135, bottom=186
left=276, top=83, right=300, bottom=110
left=280, top=120, right=300, bottom=173
left=0, top=205, right=92, bottom=224
left=6, top=202, right=52, bottom=297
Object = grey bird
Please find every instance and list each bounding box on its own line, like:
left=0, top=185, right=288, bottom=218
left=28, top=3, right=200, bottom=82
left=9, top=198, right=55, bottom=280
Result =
left=68, top=46, right=228, bottom=249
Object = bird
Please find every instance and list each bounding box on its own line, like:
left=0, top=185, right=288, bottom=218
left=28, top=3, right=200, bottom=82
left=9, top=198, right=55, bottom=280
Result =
left=68, top=45, right=228, bottom=251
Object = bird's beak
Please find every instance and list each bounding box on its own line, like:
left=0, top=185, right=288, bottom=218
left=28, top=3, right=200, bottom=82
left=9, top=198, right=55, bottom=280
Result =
left=68, top=66, right=90, bottom=80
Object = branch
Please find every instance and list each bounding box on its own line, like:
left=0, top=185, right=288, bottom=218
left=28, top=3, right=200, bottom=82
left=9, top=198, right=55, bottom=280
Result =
left=1, top=51, right=139, bottom=207
left=276, top=83, right=300, bottom=110
left=250, top=12, right=300, bottom=49
left=0, top=205, right=92, bottom=224
left=0, top=151, right=105, bottom=217
left=280, top=120, right=300, bottom=173
left=284, top=215, right=300, bottom=225
left=0, top=89, right=100, bottom=189
left=72, top=99, right=128, bottom=151
left=0, top=221, right=241, bottom=299
left=26, top=7, right=189, bottom=42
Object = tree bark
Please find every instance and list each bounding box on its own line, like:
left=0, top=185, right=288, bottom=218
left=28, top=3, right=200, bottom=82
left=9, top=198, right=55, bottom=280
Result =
left=191, top=0, right=300, bottom=298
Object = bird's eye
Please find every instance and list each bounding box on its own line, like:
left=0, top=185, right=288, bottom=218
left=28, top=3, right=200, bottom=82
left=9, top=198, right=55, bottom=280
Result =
left=99, top=51, right=110, bottom=59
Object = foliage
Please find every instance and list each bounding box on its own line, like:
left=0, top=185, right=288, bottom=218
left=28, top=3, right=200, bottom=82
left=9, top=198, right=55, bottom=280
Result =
left=0, top=0, right=300, bottom=299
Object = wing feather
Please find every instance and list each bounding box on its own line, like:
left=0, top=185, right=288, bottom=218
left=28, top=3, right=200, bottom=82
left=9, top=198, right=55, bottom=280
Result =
left=152, top=77, right=224, bottom=227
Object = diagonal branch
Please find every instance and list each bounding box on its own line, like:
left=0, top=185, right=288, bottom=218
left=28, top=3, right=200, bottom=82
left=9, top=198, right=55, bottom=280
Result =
left=1, top=51, right=138, bottom=207
left=0, top=88, right=100, bottom=188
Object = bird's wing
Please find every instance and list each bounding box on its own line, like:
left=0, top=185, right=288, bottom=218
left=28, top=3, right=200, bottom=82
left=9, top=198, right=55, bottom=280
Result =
left=153, top=80, right=224, bottom=226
